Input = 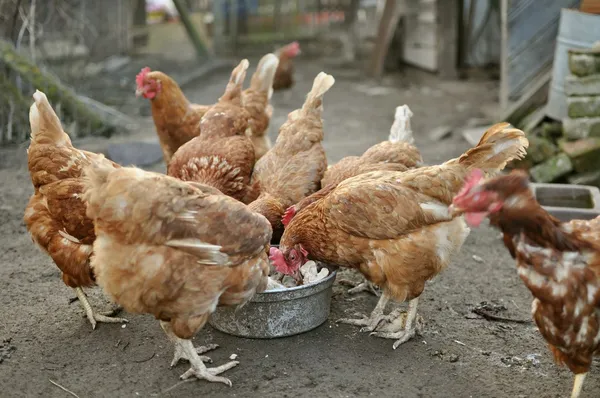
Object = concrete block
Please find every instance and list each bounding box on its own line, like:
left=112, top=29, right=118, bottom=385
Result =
left=567, top=95, right=600, bottom=118
left=527, top=135, right=558, bottom=164
left=559, top=137, right=600, bottom=173
left=568, top=169, right=600, bottom=188
left=529, top=153, right=573, bottom=183
left=565, top=74, right=600, bottom=96
left=569, top=51, right=600, bottom=77
left=563, top=117, right=600, bottom=139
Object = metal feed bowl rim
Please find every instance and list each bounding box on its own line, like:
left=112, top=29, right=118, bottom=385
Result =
left=250, top=270, right=337, bottom=303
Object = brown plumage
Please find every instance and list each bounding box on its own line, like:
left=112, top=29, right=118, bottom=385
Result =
left=136, top=67, right=211, bottom=164
left=242, top=53, right=279, bottom=159
left=272, top=123, right=529, bottom=349
left=23, top=90, right=127, bottom=329
left=451, top=170, right=600, bottom=398
left=82, top=162, right=271, bottom=386
left=168, top=60, right=256, bottom=203
left=272, top=41, right=300, bottom=91
left=248, top=72, right=334, bottom=243
left=284, top=105, right=423, bottom=227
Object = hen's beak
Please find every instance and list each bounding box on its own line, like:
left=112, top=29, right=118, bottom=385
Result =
left=449, top=204, right=465, bottom=217
left=135, top=88, right=144, bottom=97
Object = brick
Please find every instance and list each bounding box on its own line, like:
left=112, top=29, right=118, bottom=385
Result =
left=526, top=135, right=558, bottom=164
left=540, top=122, right=563, bottom=140
left=559, top=137, right=600, bottom=173
left=529, top=153, right=573, bottom=183
left=568, top=170, right=600, bottom=188
left=567, top=96, right=600, bottom=118
left=563, top=117, right=600, bottom=140
left=565, top=74, right=600, bottom=96
left=569, top=52, right=600, bottom=77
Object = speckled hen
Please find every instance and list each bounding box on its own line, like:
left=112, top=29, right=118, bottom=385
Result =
left=451, top=170, right=600, bottom=398
left=167, top=59, right=257, bottom=203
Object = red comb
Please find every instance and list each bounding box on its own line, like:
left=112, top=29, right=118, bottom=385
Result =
left=136, top=67, right=151, bottom=88
left=282, top=206, right=296, bottom=227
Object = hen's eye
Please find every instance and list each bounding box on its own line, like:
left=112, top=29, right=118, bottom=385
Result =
left=290, top=254, right=296, bottom=260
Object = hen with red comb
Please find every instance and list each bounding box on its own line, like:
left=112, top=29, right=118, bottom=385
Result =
left=135, top=67, right=211, bottom=164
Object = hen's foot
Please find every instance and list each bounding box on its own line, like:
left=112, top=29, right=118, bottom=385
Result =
left=371, top=327, right=417, bottom=349
left=370, top=298, right=422, bottom=349
left=337, top=313, right=394, bottom=332
left=338, top=279, right=381, bottom=297
left=75, top=288, right=128, bottom=330
left=179, top=360, right=240, bottom=386
left=170, top=343, right=219, bottom=367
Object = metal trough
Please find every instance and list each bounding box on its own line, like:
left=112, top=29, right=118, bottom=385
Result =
left=530, top=183, right=600, bottom=221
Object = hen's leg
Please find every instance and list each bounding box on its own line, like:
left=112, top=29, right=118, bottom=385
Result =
left=160, top=321, right=238, bottom=386
left=370, top=297, right=422, bottom=349
left=75, top=288, right=128, bottom=330
left=338, top=279, right=381, bottom=297
left=571, top=373, right=587, bottom=398
left=337, top=292, right=391, bottom=332
left=160, top=321, right=218, bottom=365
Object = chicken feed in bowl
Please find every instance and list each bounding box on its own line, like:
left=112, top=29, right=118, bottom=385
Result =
left=208, top=246, right=337, bottom=338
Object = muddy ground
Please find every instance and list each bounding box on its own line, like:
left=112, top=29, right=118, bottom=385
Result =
left=1, top=58, right=597, bottom=398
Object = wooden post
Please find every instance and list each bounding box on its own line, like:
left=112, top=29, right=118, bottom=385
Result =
left=172, top=0, right=212, bottom=59
left=368, top=0, right=404, bottom=79
left=229, top=0, right=239, bottom=53
left=436, top=0, right=459, bottom=79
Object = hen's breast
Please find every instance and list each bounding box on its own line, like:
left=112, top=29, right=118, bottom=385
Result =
left=515, top=237, right=600, bottom=372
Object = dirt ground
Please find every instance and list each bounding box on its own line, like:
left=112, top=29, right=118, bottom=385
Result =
left=1, top=58, right=597, bottom=398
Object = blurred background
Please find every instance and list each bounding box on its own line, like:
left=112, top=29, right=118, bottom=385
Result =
left=1, top=0, right=600, bottom=189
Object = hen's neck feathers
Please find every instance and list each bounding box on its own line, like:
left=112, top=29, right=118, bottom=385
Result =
left=492, top=197, right=593, bottom=253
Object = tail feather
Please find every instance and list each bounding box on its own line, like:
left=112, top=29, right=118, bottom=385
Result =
left=221, top=59, right=250, bottom=102
left=301, top=72, right=335, bottom=114
left=251, top=53, right=279, bottom=98
left=388, top=105, right=414, bottom=144
left=29, top=90, right=70, bottom=145
left=449, top=122, right=529, bottom=172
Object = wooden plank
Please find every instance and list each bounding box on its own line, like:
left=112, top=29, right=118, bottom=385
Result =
left=367, top=0, right=405, bottom=79
left=436, top=0, right=459, bottom=78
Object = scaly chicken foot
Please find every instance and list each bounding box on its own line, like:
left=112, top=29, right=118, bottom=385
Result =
left=337, top=292, right=390, bottom=332
left=338, top=279, right=381, bottom=297
left=74, top=288, right=128, bottom=330
left=370, top=297, right=423, bottom=349
left=160, top=321, right=238, bottom=386
left=170, top=342, right=218, bottom=367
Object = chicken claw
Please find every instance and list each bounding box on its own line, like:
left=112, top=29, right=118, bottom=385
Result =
left=75, top=287, right=128, bottom=329
left=179, top=358, right=240, bottom=386
left=370, top=298, right=423, bottom=349
left=170, top=343, right=218, bottom=367
left=337, top=292, right=390, bottom=332
left=338, top=279, right=381, bottom=297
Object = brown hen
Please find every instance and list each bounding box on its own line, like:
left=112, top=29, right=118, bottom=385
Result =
left=136, top=67, right=210, bottom=164
left=271, top=123, right=528, bottom=349
left=82, top=162, right=272, bottom=386
left=248, top=72, right=334, bottom=243
left=168, top=60, right=256, bottom=203
left=242, top=53, right=280, bottom=159
left=23, top=90, right=127, bottom=329
left=451, top=170, right=600, bottom=398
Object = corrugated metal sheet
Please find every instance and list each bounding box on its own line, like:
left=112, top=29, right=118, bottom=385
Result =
left=500, top=0, right=580, bottom=107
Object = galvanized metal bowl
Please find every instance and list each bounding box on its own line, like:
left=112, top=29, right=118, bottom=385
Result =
left=209, top=264, right=337, bottom=339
